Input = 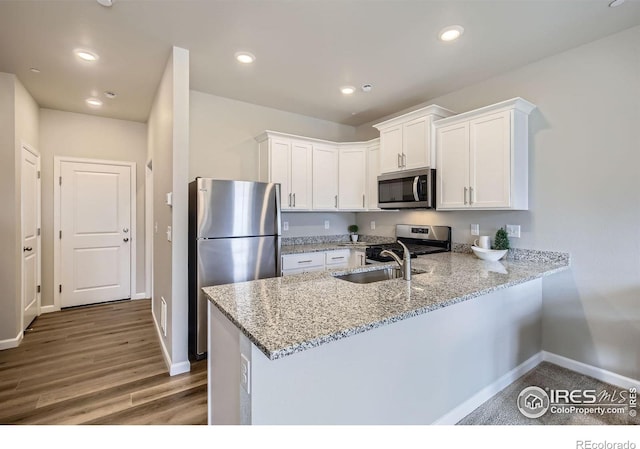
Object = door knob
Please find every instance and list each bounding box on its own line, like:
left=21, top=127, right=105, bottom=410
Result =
left=123, top=238, right=129, bottom=242
left=23, top=246, right=32, bottom=252
left=123, top=228, right=129, bottom=233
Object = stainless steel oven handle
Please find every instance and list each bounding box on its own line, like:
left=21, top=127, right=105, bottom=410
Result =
left=413, top=176, right=420, bottom=201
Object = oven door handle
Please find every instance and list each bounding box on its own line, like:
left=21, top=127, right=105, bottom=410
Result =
left=413, top=176, right=420, bottom=201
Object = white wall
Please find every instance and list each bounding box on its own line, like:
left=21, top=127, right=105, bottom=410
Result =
left=147, top=47, right=190, bottom=375
left=356, top=26, right=640, bottom=380
left=0, top=73, right=18, bottom=344
left=38, top=109, right=147, bottom=308
left=189, top=90, right=359, bottom=238
left=0, top=73, right=39, bottom=346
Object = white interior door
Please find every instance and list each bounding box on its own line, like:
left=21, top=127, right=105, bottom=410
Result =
left=22, top=146, right=40, bottom=330
left=60, top=161, right=131, bottom=308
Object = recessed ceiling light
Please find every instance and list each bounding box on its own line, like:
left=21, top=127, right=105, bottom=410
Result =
left=97, top=0, right=114, bottom=6
left=75, top=49, right=99, bottom=62
left=340, top=86, right=356, bottom=95
left=609, top=0, right=625, bottom=6
left=29, top=68, right=40, bottom=73
left=86, top=97, right=103, bottom=107
left=104, top=91, right=117, bottom=99
left=235, top=52, right=255, bottom=64
left=439, top=25, right=464, bottom=42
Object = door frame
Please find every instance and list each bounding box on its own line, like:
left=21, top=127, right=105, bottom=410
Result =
left=21, top=142, right=41, bottom=330
left=53, top=156, right=137, bottom=311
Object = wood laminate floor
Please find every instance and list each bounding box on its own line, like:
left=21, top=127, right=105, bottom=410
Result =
left=0, top=299, right=207, bottom=425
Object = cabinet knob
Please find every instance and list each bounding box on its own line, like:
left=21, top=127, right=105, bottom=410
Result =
left=23, top=246, right=32, bottom=252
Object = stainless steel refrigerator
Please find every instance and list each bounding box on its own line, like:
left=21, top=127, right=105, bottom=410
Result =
left=188, top=178, right=281, bottom=360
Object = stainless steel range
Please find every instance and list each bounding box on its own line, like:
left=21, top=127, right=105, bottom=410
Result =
left=366, top=224, right=451, bottom=262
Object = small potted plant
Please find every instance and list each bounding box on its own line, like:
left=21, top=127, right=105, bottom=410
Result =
left=348, top=224, right=359, bottom=243
left=492, top=227, right=510, bottom=251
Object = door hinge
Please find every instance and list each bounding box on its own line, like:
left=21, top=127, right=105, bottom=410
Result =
left=37, top=171, right=41, bottom=179
left=59, top=284, right=62, bottom=293
left=59, top=176, right=62, bottom=186
left=37, top=285, right=41, bottom=293
left=59, top=230, right=62, bottom=239
left=37, top=228, right=41, bottom=236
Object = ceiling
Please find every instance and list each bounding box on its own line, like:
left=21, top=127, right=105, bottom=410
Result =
left=1, top=0, right=639, bottom=126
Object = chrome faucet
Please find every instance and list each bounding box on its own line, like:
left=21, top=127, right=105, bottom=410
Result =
left=379, top=240, right=411, bottom=280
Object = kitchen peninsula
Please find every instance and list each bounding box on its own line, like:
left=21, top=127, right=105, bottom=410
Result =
left=204, top=249, right=569, bottom=425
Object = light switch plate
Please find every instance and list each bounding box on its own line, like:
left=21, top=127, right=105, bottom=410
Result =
left=166, top=192, right=172, bottom=206
left=166, top=226, right=172, bottom=242
left=506, top=224, right=521, bottom=238
left=471, top=224, right=480, bottom=236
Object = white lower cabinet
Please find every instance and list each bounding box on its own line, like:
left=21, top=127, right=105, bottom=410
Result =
left=282, top=252, right=325, bottom=276
left=282, top=249, right=367, bottom=276
left=325, top=249, right=351, bottom=268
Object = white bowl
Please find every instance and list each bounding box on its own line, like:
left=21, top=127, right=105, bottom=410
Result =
left=471, top=246, right=508, bottom=261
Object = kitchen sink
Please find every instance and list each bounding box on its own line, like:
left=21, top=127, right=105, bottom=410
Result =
left=333, top=267, right=426, bottom=284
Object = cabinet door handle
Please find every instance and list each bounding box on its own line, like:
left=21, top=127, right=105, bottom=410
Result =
left=288, top=193, right=292, bottom=207
left=293, top=193, right=296, bottom=207
left=298, top=260, right=313, bottom=264
left=402, top=153, right=406, bottom=167
left=464, top=187, right=468, bottom=205
left=362, top=194, right=365, bottom=208
left=469, top=187, right=474, bottom=205
left=397, top=153, right=402, bottom=168
left=331, top=256, right=345, bottom=260
left=335, top=195, right=338, bottom=208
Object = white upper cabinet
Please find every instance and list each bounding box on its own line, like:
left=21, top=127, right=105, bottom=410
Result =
left=366, top=140, right=380, bottom=210
left=374, top=105, right=455, bottom=174
left=338, top=144, right=367, bottom=210
left=312, top=144, right=339, bottom=210
left=257, top=131, right=381, bottom=212
left=434, top=97, right=536, bottom=211
left=257, top=133, right=312, bottom=211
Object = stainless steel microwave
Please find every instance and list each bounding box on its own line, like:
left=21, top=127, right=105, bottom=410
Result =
left=377, top=168, right=435, bottom=209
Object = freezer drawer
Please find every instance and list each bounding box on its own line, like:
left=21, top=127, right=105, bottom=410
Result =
left=190, top=236, right=281, bottom=360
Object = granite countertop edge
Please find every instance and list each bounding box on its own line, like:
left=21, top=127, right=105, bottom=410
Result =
left=205, top=254, right=570, bottom=361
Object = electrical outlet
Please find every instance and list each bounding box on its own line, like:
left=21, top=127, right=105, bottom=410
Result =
left=471, top=224, right=480, bottom=236
left=283, top=221, right=289, bottom=231
left=240, top=354, right=251, bottom=394
left=166, top=226, right=172, bottom=242
left=506, top=224, right=521, bottom=238
left=370, top=221, right=376, bottom=230
left=324, top=220, right=330, bottom=230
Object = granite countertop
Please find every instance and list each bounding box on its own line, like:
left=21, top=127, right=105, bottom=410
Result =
left=203, top=251, right=570, bottom=361
left=281, top=242, right=370, bottom=255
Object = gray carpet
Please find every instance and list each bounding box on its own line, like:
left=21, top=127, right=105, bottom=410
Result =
left=458, top=362, right=639, bottom=425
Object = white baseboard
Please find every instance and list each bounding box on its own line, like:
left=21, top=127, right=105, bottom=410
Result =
left=152, top=309, right=191, bottom=377
left=40, top=305, right=59, bottom=314
left=132, top=293, right=148, bottom=300
left=542, top=351, right=640, bottom=390
left=432, top=352, right=544, bottom=425
left=0, top=331, right=23, bottom=350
